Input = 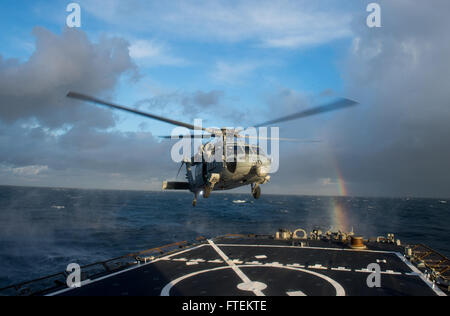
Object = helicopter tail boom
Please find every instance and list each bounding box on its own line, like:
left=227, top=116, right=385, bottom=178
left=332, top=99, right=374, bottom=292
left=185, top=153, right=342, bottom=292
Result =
left=162, top=181, right=190, bottom=191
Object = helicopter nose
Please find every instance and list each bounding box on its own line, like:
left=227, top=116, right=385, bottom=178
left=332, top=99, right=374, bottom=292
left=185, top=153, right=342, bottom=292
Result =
left=256, top=160, right=271, bottom=177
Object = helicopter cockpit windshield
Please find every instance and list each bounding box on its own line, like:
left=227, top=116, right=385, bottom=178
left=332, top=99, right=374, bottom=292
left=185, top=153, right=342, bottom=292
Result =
left=226, top=144, right=264, bottom=162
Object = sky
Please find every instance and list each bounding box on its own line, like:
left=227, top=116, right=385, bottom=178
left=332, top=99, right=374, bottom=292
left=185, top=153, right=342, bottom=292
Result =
left=0, top=0, right=449, bottom=198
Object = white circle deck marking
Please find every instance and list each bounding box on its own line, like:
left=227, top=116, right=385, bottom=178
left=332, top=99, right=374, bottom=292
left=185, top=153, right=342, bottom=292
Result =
left=207, top=239, right=265, bottom=296
left=160, top=265, right=346, bottom=296
left=237, top=281, right=267, bottom=292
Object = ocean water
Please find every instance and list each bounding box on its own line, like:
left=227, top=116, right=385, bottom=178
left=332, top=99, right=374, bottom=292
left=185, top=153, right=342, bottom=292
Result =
left=0, top=185, right=449, bottom=288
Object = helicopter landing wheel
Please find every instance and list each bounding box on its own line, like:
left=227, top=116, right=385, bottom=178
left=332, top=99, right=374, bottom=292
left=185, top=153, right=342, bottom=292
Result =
left=252, top=185, right=261, bottom=199
left=204, top=186, right=212, bottom=199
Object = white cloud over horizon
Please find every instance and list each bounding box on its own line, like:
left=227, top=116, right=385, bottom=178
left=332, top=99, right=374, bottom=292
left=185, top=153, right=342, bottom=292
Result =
left=129, top=40, right=187, bottom=67
left=83, top=0, right=354, bottom=49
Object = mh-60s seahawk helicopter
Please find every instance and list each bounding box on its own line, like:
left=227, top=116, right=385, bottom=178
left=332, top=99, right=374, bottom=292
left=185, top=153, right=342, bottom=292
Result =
left=67, top=92, right=358, bottom=206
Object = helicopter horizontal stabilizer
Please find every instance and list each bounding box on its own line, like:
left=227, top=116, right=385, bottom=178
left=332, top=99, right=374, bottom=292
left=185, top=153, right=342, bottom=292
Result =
left=162, top=181, right=190, bottom=191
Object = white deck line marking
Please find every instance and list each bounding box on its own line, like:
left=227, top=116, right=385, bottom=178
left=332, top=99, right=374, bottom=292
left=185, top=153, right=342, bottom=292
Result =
left=331, top=267, right=351, bottom=272
left=216, top=243, right=447, bottom=296
left=308, top=264, right=328, bottom=270
left=255, top=255, right=267, bottom=259
left=287, top=290, right=307, bottom=296
left=160, top=264, right=346, bottom=297
left=266, top=262, right=283, bottom=267
left=287, top=264, right=305, bottom=268
left=207, top=239, right=265, bottom=296
left=160, top=245, right=209, bottom=260
left=47, top=244, right=208, bottom=296
left=186, top=261, right=198, bottom=266
left=383, top=270, right=402, bottom=275
left=394, top=253, right=447, bottom=296
left=172, top=258, right=188, bottom=262
left=215, top=244, right=397, bottom=254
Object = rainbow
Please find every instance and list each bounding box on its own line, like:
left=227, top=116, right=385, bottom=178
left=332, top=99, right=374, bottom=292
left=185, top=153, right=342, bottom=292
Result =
left=335, top=167, right=348, bottom=197
left=330, top=199, right=350, bottom=232
left=329, top=160, right=350, bottom=232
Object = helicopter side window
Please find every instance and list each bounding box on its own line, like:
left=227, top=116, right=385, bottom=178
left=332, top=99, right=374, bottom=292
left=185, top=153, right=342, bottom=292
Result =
left=226, top=145, right=245, bottom=161
left=256, top=147, right=265, bottom=156
left=239, top=145, right=254, bottom=162
left=226, top=146, right=235, bottom=160
left=235, top=145, right=245, bottom=161
left=247, top=146, right=259, bottom=162
left=246, top=146, right=257, bottom=160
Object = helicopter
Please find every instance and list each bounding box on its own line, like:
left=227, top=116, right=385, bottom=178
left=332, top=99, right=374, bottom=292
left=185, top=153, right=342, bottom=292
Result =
left=67, top=92, right=358, bottom=206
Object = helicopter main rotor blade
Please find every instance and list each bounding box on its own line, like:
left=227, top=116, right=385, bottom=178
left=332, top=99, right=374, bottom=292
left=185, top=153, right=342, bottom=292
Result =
left=160, top=133, right=320, bottom=142
left=176, top=162, right=185, bottom=178
left=255, top=98, right=359, bottom=127
left=236, top=135, right=322, bottom=143
left=67, top=92, right=207, bottom=131
left=159, top=134, right=214, bottom=139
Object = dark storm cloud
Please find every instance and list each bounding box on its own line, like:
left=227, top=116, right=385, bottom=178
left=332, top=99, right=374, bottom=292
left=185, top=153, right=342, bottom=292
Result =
left=259, top=1, right=450, bottom=198
left=56, top=125, right=173, bottom=176
left=0, top=122, right=174, bottom=189
left=0, top=27, right=178, bottom=190
left=272, top=1, right=450, bottom=198
left=0, top=27, right=136, bottom=129
left=259, top=88, right=339, bottom=196
left=334, top=0, right=450, bottom=198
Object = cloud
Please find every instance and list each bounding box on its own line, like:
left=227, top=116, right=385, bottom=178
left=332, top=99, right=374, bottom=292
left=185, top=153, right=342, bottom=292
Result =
left=129, top=40, right=186, bottom=67
left=2, top=2, right=449, bottom=198
left=0, top=123, right=175, bottom=190
left=267, top=88, right=310, bottom=114
left=321, top=0, right=450, bottom=198
left=262, top=28, right=352, bottom=49
left=11, top=165, right=48, bottom=176
left=241, top=1, right=450, bottom=198
left=135, top=90, right=224, bottom=113
left=83, top=0, right=354, bottom=49
left=212, top=61, right=262, bottom=84
left=0, top=27, right=136, bottom=129
left=0, top=27, right=178, bottom=190
left=181, top=90, right=224, bottom=109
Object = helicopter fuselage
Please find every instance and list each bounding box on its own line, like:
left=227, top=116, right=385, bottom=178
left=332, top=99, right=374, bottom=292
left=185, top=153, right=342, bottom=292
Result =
left=192, top=158, right=271, bottom=192
left=162, top=141, right=272, bottom=205
left=165, top=142, right=273, bottom=205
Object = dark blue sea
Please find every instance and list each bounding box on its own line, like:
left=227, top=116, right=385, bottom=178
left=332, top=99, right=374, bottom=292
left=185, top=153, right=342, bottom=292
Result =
left=0, top=185, right=448, bottom=288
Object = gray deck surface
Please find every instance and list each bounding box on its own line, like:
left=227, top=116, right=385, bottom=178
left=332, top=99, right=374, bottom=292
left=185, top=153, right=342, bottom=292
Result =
left=51, top=237, right=444, bottom=296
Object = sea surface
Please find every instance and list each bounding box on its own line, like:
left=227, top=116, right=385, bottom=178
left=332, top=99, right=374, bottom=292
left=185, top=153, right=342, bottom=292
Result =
left=0, top=185, right=449, bottom=288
